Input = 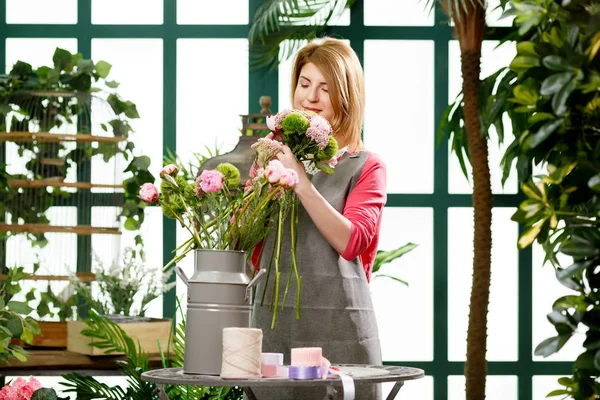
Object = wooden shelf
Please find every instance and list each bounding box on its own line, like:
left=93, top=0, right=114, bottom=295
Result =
left=0, top=224, right=121, bottom=235
left=0, top=350, right=165, bottom=375
left=7, top=179, right=124, bottom=190
left=0, top=272, right=96, bottom=283
left=0, top=132, right=126, bottom=144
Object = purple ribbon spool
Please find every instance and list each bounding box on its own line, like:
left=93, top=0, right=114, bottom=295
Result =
left=289, top=365, right=322, bottom=380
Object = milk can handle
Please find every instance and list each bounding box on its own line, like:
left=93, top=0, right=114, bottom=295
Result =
left=245, top=269, right=267, bottom=301
left=175, top=266, right=189, bottom=286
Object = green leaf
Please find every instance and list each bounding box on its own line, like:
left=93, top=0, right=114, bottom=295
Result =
left=10, top=346, right=28, bottom=362
left=20, top=327, right=34, bottom=344
left=528, top=118, right=563, bottom=149
left=540, top=72, right=574, bottom=96
left=528, top=112, right=555, bottom=124
left=7, top=300, right=34, bottom=315
left=31, top=388, right=59, bottom=400
left=510, top=56, right=541, bottom=73
left=124, top=217, right=139, bottom=231
left=551, top=78, right=577, bottom=116
left=372, top=243, right=418, bottom=273
left=516, top=41, right=539, bottom=57
left=542, top=55, right=574, bottom=72
left=76, top=59, right=94, bottom=74
left=559, top=242, right=599, bottom=258
left=105, top=80, right=120, bottom=88
left=588, top=174, right=600, bottom=192
left=316, top=161, right=334, bottom=174
left=95, top=60, right=112, bottom=78
left=374, top=274, right=409, bottom=286
left=52, top=48, right=73, bottom=71
left=534, top=335, right=571, bottom=357
left=547, top=389, right=571, bottom=397
left=518, top=221, right=545, bottom=249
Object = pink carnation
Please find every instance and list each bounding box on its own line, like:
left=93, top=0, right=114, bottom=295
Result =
left=139, top=183, right=159, bottom=203
left=199, top=169, right=224, bottom=193
left=309, top=115, right=331, bottom=135
left=280, top=169, right=299, bottom=189
left=265, top=160, right=285, bottom=184
left=159, top=164, right=178, bottom=178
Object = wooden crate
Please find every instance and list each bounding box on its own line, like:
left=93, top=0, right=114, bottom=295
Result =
left=11, top=321, right=68, bottom=348
left=67, top=318, right=172, bottom=356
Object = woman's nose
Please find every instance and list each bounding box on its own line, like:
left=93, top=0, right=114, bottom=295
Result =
left=307, top=88, right=319, bottom=102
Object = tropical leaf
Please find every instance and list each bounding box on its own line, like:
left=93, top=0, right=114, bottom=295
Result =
left=60, top=311, right=157, bottom=400
left=60, top=372, right=128, bottom=400
left=248, top=0, right=352, bottom=70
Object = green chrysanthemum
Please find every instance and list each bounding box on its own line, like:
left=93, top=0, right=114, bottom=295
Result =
left=316, top=136, right=338, bottom=161
left=216, top=162, right=241, bottom=187
left=281, top=112, right=310, bottom=134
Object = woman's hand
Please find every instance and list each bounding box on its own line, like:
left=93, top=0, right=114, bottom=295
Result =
left=276, top=145, right=311, bottom=193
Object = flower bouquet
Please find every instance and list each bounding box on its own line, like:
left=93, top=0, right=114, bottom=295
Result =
left=248, top=110, right=341, bottom=327
left=139, top=161, right=301, bottom=271
left=266, top=109, right=340, bottom=174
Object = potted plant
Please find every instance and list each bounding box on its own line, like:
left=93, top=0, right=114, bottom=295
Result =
left=66, top=245, right=176, bottom=356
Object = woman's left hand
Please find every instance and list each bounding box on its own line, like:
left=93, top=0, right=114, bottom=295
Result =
left=276, top=145, right=310, bottom=191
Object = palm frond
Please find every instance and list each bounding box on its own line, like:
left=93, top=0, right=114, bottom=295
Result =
left=78, top=310, right=148, bottom=367
left=249, top=0, right=349, bottom=70
left=60, top=372, right=127, bottom=400
left=422, top=0, right=486, bottom=23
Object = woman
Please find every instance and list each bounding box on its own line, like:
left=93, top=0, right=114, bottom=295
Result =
left=252, top=37, right=386, bottom=399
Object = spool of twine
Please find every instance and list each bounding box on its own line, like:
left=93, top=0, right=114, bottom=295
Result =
left=220, top=328, right=263, bottom=379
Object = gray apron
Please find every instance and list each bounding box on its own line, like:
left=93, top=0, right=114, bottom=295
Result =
left=251, top=151, right=383, bottom=399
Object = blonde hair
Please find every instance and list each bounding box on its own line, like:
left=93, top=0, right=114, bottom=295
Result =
left=291, top=38, right=365, bottom=151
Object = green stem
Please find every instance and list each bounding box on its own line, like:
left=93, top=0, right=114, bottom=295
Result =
left=237, top=184, right=281, bottom=241
left=178, top=193, right=204, bottom=248
left=270, top=206, right=284, bottom=329
left=291, top=197, right=302, bottom=319
left=260, top=236, right=277, bottom=307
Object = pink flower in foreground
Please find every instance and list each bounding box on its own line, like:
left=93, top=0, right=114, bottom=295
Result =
left=266, top=115, right=277, bottom=131
left=280, top=169, right=299, bottom=189
left=309, top=115, right=331, bottom=135
left=159, top=164, right=178, bottom=178
left=0, top=376, right=42, bottom=400
left=139, top=183, right=159, bottom=203
left=199, top=170, right=224, bottom=193
left=265, top=160, right=285, bottom=184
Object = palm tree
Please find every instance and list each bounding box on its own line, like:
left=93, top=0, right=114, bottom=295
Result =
left=249, top=1, right=491, bottom=398
left=432, top=2, right=490, bottom=399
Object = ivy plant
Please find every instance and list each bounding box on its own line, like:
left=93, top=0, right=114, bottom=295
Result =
left=0, top=47, right=154, bottom=248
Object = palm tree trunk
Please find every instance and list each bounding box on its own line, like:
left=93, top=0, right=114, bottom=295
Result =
left=461, top=48, right=493, bottom=400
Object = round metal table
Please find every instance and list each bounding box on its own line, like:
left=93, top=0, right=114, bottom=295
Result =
left=142, top=364, right=424, bottom=400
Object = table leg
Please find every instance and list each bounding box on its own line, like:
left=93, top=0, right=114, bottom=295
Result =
left=243, top=387, right=259, bottom=400
left=385, top=381, right=404, bottom=400
left=156, top=383, right=170, bottom=400
left=323, top=385, right=336, bottom=399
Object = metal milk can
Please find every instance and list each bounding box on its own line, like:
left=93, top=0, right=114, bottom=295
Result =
left=175, top=249, right=266, bottom=375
